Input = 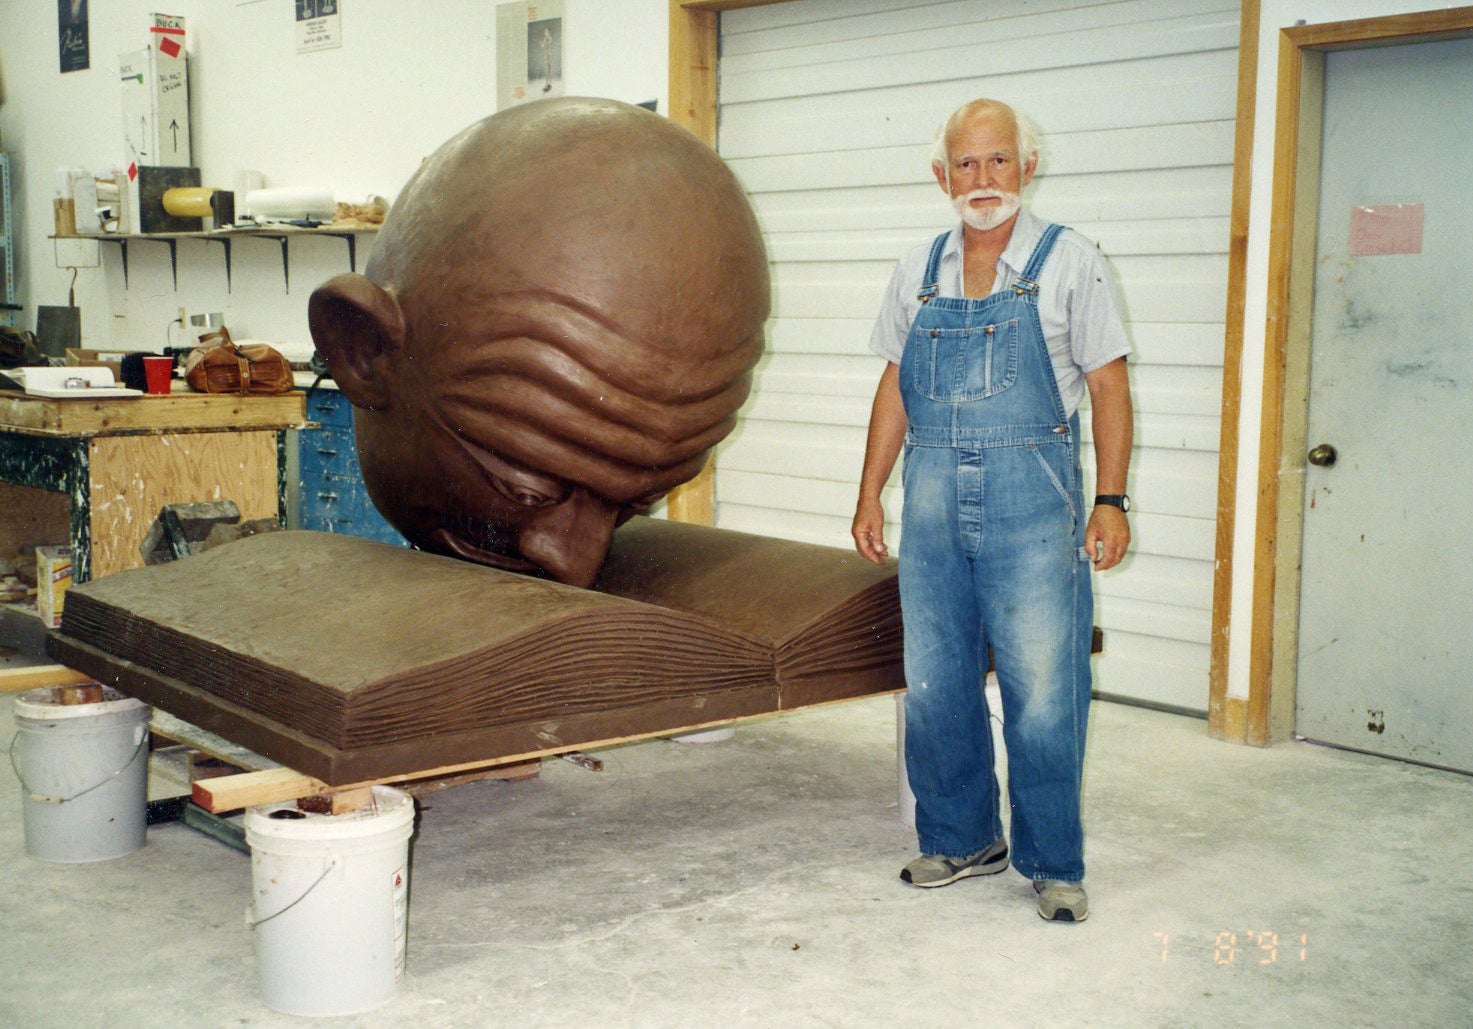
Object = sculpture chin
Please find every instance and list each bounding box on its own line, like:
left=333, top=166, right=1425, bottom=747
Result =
left=429, top=528, right=541, bottom=576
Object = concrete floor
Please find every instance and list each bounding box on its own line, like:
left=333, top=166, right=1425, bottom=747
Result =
left=2, top=682, right=1470, bottom=1027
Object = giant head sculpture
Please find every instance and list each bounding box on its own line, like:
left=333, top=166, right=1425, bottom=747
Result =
left=308, top=98, right=769, bottom=588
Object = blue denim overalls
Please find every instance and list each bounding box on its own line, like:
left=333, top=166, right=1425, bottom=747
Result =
left=897, top=224, right=1093, bottom=882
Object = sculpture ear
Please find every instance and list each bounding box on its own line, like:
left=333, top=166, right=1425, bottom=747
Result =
left=307, top=273, right=405, bottom=410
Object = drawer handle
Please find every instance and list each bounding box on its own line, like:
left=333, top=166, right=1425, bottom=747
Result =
left=315, top=448, right=339, bottom=457
left=317, top=492, right=339, bottom=502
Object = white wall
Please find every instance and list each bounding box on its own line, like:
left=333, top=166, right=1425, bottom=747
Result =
left=1222, top=0, right=1459, bottom=701
left=0, top=0, right=668, bottom=357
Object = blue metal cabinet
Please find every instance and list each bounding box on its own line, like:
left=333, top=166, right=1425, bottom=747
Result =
left=297, top=389, right=411, bottom=547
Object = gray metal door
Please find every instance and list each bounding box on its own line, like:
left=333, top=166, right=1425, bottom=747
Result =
left=1296, top=37, right=1473, bottom=772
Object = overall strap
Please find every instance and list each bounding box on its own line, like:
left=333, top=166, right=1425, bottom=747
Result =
left=1010, top=222, right=1066, bottom=298
left=915, top=231, right=952, bottom=305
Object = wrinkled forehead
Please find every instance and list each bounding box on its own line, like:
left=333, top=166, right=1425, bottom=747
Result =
left=401, top=285, right=763, bottom=500
left=947, top=107, right=1020, bottom=157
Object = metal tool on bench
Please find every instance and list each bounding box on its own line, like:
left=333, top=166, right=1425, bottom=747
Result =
left=138, top=500, right=279, bottom=565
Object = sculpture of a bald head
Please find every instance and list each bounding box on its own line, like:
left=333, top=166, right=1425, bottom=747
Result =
left=308, top=98, right=769, bottom=587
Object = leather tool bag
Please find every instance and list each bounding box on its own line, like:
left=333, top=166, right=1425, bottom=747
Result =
left=184, top=327, right=293, bottom=395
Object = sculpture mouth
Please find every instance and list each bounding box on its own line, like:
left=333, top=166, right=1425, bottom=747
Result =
left=430, top=527, right=541, bottom=576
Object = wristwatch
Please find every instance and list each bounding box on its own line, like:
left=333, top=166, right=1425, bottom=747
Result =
left=1095, top=494, right=1131, bottom=513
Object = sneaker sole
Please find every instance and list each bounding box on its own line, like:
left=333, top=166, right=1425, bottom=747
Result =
left=1038, top=906, right=1089, bottom=922
left=902, top=856, right=1010, bottom=889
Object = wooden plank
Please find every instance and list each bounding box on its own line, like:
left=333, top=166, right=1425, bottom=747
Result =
left=0, top=390, right=305, bottom=438
left=86, top=431, right=280, bottom=579
left=1285, top=4, right=1473, bottom=49
left=663, top=0, right=726, bottom=527
left=194, top=759, right=544, bottom=812
left=0, top=663, right=94, bottom=692
left=149, top=708, right=279, bottom=770
left=193, top=767, right=327, bottom=810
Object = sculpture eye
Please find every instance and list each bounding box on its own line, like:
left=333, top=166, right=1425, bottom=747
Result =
left=490, top=475, right=565, bottom=509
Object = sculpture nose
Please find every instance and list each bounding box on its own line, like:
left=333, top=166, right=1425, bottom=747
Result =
left=516, top=490, right=620, bottom=588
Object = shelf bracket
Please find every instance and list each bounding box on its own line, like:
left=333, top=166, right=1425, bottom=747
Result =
left=322, top=231, right=360, bottom=272
left=201, top=237, right=234, bottom=293
left=99, top=237, right=130, bottom=289
left=254, top=234, right=290, bottom=292
left=131, top=236, right=180, bottom=290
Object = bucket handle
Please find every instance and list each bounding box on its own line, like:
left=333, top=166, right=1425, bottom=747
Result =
left=247, top=857, right=338, bottom=931
left=7, top=723, right=150, bottom=805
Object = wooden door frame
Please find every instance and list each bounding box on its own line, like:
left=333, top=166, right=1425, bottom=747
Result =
left=663, top=0, right=791, bottom=524
left=1207, top=5, right=1473, bottom=745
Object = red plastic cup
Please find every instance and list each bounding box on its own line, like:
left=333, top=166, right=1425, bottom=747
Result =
left=142, top=356, right=173, bottom=395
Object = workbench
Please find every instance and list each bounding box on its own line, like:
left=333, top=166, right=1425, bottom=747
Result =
left=0, top=388, right=305, bottom=583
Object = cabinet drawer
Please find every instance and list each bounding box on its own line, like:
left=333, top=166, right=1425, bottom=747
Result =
left=299, top=427, right=358, bottom=477
left=305, top=390, right=354, bottom=429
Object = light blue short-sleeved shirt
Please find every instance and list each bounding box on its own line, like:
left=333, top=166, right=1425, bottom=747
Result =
left=869, top=208, right=1131, bottom=418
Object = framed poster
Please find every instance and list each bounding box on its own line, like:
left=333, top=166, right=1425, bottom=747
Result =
left=496, top=1, right=564, bottom=110
left=296, top=0, right=342, bottom=54
left=59, top=0, right=89, bottom=73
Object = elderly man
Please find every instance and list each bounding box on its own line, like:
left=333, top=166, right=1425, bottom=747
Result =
left=851, top=99, right=1133, bottom=923
left=308, top=98, right=769, bottom=588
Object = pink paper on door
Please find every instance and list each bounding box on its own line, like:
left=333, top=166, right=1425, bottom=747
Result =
left=1349, top=203, right=1423, bottom=256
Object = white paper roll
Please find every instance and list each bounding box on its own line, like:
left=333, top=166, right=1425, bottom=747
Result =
left=241, top=187, right=335, bottom=220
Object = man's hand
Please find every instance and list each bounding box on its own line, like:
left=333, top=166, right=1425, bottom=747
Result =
left=1084, top=503, right=1130, bottom=571
left=852, top=496, right=890, bottom=564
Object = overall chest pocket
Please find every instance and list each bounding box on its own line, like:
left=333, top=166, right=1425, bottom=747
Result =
left=909, top=318, right=1020, bottom=403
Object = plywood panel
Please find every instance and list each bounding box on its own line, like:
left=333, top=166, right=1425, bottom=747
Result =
left=87, top=431, right=280, bottom=579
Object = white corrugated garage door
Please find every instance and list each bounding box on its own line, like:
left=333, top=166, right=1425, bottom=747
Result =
left=713, top=0, right=1238, bottom=713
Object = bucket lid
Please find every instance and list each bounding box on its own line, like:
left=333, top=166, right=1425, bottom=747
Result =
left=13, top=686, right=149, bottom=722
left=245, top=785, right=415, bottom=843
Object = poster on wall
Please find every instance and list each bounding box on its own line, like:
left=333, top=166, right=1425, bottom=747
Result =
left=496, top=1, right=564, bottom=110
left=58, top=0, right=89, bottom=73
left=296, top=0, right=342, bottom=54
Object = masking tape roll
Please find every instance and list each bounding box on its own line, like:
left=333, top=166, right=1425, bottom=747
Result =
left=162, top=187, right=215, bottom=217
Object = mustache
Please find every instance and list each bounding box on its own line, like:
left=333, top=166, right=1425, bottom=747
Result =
left=959, top=189, right=1016, bottom=202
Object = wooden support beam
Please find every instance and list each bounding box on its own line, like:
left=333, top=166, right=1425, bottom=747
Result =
left=0, top=663, right=94, bottom=692
left=192, top=759, right=543, bottom=813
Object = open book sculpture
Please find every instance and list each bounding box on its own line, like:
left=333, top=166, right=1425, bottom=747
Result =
left=49, top=519, right=903, bottom=783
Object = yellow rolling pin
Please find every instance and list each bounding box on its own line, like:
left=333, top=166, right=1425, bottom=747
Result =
left=162, top=186, right=215, bottom=217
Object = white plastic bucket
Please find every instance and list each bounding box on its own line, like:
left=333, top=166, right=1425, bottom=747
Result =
left=10, top=686, right=151, bottom=862
left=245, top=785, right=416, bottom=1017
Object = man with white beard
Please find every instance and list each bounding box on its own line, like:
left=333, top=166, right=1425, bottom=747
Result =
left=851, top=98, right=1134, bottom=923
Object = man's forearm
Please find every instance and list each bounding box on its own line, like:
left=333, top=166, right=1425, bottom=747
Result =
left=859, top=363, right=907, bottom=500
left=1085, top=358, right=1133, bottom=495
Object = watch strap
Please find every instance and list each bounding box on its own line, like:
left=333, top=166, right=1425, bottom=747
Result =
left=1095, top=494, right=1130, bottom=512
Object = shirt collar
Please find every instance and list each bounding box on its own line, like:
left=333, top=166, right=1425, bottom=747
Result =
left=943, top=206, right=1044, bottom=276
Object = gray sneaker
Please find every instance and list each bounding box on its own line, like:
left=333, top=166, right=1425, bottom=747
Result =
left=1034, top=879, right=1089, bottom=922
left=900, top=838, right=1009, bottom=888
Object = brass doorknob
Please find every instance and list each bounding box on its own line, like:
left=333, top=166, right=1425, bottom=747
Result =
left=1307, top=443, right=1337, bottom=467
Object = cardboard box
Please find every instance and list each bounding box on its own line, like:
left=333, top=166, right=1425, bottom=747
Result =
left=53, top=198, right=77, bottom=237
left=65, top=348, right=127, bottom=380
left=36, top=546, right=72, bottom=629
left=121, top=17, right=190, bottom=232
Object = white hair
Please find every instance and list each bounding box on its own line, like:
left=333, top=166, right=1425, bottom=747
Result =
left=930, top=100, right=1041, bottom=181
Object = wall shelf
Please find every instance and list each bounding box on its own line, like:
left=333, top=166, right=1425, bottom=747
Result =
left=53, top=224, right=378, bottom=293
